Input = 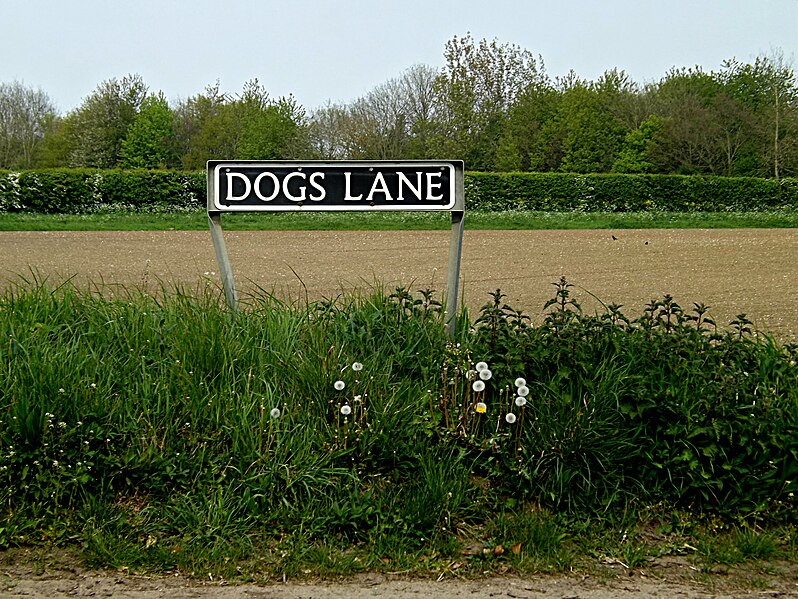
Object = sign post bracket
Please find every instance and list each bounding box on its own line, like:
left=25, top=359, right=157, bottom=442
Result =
left=207, top=211, right=238, bottom=311
left=445, top=209, right=465, bottom=338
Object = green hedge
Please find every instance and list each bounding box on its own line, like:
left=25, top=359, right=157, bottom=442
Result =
left=465, top=172, right=798, bottom=211
left=0, top=169, right=205, bottom=213
left=1, top=169, right=797, bottom=213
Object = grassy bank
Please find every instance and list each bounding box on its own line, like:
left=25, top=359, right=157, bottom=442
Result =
left=1, top=280, right=796, bottom=579
left=2, top=209, right=798, bottom=231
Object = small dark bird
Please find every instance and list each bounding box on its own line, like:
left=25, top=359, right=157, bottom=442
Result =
left=611, top=235, right=617, bottom=241
left=645, top=241, right=649, bottom=245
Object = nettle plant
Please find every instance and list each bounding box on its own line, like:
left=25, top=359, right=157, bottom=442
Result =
left=456, top=278, right=798, bottom=514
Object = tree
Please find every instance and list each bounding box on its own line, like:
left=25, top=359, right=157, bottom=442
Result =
left=175, top=79, right=308, bottom=169
left=173, top=82, right=229, bottom=170
left=68, top=74, right=147, bottom=168
left=646, top=67, right=724, bottom=174
left=237, top=95, right=307, bottom=160
left=0, top=81, right=58, bottom=168
left=431, top=34, right=547, bottom=170
left=719, top=52, right=798, bottom=178
left=33, top=114, right=75, bottom=167
left=535, top=71, right=628, bottom=174
left=119, top=93, right=177, bottom=168
left=306, top=65, right=439, bottom=161
left=495, top=79, right=558, bottom=171
left=612, top=115, right=663, bottom=173
left=400, top=64, right=440, bottom=158
left=342, top=77, right=412, bottom=159
left=306, top=102, right=350, bottom=160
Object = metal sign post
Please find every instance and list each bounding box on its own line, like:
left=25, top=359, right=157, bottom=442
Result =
left=207, top=160, right=465, bottom=337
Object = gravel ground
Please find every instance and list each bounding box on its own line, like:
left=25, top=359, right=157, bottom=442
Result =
left=1, top=228, right=797, bottom=340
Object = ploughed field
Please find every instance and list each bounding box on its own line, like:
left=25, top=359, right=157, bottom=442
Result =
left=1, top=228, right=797, bottom=341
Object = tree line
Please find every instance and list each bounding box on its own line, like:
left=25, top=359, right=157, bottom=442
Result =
left=1, top=34, right=796, bottom=178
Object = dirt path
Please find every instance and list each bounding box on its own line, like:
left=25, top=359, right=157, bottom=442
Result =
left=6, top=574, right=791, bottom=599
left=4, top=549, right=797, bottom=599
left=1, top=228, right=797, bottom=340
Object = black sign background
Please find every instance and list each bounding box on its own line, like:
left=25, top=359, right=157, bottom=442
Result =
left=208, top=161, right=461, bottom=211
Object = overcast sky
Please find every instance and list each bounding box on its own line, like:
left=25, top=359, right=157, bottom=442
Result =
left=2, top=0, right=797, bottom=114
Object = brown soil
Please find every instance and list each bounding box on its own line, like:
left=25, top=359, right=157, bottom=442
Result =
left=1, top=229, right=797, bottom=340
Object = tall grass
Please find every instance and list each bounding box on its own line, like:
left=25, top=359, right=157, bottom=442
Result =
left=1, top=279, right=796, bottom=576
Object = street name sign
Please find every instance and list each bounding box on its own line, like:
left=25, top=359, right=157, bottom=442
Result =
left=207, top=160, right=462, bottom=211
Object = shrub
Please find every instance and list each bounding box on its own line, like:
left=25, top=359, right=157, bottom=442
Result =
left=465, top=172, right=798, bottom=212
left=0, top=169, right=205, bottom=213
left=2, top=169, right=798, bottom=213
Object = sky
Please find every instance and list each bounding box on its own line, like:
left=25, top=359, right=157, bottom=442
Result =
left=2, top=0, right=797, bottom=115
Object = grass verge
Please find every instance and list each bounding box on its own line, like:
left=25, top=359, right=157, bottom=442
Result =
left=2, top=209, right=798, bottom=231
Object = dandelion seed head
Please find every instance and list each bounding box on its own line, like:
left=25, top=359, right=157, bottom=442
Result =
left=269, top=408, right=281, bottom=419
left=479, top=369, right=492, bottom=381
left=351, top=362, right=363, bottom=372
left=517, top=385, right=530, bottom=397
left=514, top=377, right=526, bottom=388
left=340, top=404, right=352, bottom=416
left=475, top=402, right=487, bottom=414
left=472, top=380, right=485, bottom=392
left=515, top=396, right=527, bottom=407
left=475, top=361, right=489, bottom=372
left=334, top=380, right=345, bottom=391
left=505, top=412, right=517, bottom=424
